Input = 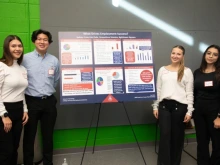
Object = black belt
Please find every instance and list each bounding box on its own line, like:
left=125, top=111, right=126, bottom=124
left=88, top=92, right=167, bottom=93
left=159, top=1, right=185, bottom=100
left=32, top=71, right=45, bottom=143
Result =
left=25, top=94, right=53, bottom=100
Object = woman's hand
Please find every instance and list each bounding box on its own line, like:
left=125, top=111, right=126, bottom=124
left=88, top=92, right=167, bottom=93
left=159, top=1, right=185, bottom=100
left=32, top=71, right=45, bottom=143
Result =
left=22, top=112, right=28, bottom=126
left=153, top=110, right=159, bottom=119
left=2, top=117, right=12, bottom=133
left=214, top=117, right=220, bottom=129
left=183, top=114, right=191, bottom=123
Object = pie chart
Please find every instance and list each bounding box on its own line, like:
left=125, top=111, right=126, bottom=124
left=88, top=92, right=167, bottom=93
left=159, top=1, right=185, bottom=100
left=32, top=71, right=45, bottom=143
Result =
left=112, top=72, right=120, bottom=79
left=63, top=44, right=70, bottom=50
left=96, top=77, right=103, bottom=86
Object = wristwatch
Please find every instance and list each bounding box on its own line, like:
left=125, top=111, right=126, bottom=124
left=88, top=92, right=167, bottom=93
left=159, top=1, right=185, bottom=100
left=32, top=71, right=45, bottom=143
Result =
left=1, top=112, right=9, bottom=118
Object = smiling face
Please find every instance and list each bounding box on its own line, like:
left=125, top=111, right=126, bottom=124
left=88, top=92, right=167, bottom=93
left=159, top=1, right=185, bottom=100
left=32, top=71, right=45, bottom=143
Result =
left=170, top=47, right=184, bottom=64
left=9, top=39, right=23, bottom=60
left=205, top=47, right=219, bottom=65
left=34, top=33, right=50, bottom=54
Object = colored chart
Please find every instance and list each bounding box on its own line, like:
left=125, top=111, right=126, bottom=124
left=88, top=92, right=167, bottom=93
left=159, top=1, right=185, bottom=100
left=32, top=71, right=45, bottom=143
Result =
left=63, top=44, right=70, bottom=50
left=112, top=72, right=120, bottom=79
left=96, top=77, right=104, bottom=86
left=74, top=55, right=89, bottom=60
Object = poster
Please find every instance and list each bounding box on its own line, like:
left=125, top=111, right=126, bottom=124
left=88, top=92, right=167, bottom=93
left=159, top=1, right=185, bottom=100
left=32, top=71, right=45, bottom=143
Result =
left=59, top=32, right=156, bottom=104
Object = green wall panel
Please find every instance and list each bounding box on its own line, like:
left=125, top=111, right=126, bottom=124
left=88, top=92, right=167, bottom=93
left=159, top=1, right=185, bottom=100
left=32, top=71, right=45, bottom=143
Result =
left=0, top=0, right=40, bottom=54
left=53, top=124, right=157, bottom=150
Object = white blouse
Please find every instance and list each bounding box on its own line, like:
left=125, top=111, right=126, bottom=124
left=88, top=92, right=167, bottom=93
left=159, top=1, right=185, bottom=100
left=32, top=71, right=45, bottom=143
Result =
left=0, top=61, right=28, bottom=116
left=152, top=66, right=194, bottom=116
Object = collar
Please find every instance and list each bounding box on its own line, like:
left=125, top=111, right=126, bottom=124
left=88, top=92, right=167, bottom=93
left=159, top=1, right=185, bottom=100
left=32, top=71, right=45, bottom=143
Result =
left=34, top=49, right=48, bottom=58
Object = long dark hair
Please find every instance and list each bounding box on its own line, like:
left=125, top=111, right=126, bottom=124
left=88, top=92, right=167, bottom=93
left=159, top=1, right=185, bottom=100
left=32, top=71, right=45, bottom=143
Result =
left=199, top=44, right=220, bottom=82
left=0, top=35, right=24, bottom=66
left=172, top=45, right=185, bottom=82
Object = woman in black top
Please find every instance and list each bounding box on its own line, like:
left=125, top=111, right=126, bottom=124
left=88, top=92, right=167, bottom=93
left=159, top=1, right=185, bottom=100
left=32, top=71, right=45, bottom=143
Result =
left=194, top=44, right=220, bottom=165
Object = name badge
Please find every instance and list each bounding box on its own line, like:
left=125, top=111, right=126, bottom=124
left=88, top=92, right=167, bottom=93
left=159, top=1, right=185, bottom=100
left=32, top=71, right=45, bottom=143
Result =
left=204, top=81, right=213, bottom=87
left=48, top=69, right=54, bottom=75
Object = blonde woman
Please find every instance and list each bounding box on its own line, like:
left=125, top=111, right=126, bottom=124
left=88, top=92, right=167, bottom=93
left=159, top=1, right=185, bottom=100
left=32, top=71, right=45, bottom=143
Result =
left=152, top=45, right=194, bottom=165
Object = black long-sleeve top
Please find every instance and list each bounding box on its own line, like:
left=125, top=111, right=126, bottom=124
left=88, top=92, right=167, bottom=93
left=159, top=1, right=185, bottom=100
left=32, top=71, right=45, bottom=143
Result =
left=194, top=69, right=220, bottom=105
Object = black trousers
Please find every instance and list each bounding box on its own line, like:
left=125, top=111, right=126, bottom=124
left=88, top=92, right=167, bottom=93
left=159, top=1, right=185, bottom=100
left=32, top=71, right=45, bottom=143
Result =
left=23, top=95, right=57, bottom=165
left=194, top=99, right=220, bottom=165
left=157, top=99, right=187, bottom=165
left=0, top=101, right=23, bottom=165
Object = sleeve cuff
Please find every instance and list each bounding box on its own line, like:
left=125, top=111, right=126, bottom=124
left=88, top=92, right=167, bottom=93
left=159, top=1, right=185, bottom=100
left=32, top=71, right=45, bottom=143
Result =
left=186, top=112, right=192, bottom=116
left=0, top=110, right=7, bottom=117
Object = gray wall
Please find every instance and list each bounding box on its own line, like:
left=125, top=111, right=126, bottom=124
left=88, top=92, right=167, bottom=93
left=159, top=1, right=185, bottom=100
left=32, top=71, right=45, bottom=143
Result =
left=40, top=0, right=220, bottom=129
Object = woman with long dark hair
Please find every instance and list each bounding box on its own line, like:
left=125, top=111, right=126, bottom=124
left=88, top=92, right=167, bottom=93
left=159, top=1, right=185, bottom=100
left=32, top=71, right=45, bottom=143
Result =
left=152, top=45, right=194, bottom=165
left=0, top=35, right=28, bottom=165
left=194, top=44, right=220, bottom=165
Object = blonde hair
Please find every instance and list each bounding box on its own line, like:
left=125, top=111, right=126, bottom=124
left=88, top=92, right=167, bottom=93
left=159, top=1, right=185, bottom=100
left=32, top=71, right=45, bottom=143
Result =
left=172, top=45, right=185, bottom=82
left=178, top=57, right=184, bottom=82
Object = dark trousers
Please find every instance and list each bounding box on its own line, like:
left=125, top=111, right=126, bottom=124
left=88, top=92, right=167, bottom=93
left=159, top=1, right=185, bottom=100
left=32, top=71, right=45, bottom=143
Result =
left=23, top=95, right=57, bottom=165
left=194, top=99, right=220, bottom=165
left=157, top=99, right=187, bottom=165
left=0, top=101, right=23, bottom=165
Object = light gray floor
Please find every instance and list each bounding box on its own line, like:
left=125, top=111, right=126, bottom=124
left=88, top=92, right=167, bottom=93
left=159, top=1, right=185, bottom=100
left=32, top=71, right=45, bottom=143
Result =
left=51, top=143, right=197, bottom=165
